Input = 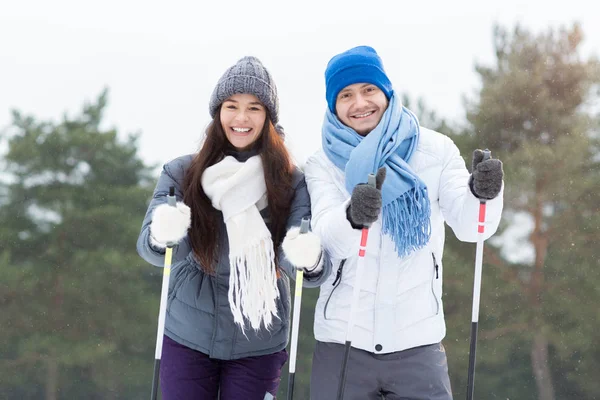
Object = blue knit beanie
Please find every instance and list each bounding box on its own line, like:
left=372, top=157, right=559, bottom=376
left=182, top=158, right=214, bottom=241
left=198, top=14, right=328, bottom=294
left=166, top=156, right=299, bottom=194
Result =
left=325, top=46, right=393, bottom=113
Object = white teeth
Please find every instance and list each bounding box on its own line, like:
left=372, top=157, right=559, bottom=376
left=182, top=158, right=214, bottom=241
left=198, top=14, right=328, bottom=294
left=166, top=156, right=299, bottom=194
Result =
left=354, top=111, right=373, bottom=118
left=232, top=127, right=251, bottom=132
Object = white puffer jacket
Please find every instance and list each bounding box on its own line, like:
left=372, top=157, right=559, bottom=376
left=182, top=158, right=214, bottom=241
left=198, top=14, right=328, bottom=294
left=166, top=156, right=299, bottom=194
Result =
left=304, top=127, right=504, bottom=355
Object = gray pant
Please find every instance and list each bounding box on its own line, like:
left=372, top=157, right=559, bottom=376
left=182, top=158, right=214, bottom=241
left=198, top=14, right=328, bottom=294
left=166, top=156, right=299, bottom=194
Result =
left=310, top=341, right=453, bottom=400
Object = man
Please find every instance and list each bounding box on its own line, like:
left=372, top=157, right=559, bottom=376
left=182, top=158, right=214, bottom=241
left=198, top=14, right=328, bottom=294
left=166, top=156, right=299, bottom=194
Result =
left=304, top=46, right=504, bottom=399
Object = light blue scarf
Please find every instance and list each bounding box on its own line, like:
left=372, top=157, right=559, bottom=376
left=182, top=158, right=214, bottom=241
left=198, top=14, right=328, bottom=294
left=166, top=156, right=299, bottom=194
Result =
left=322, top=94, right=431, bottom=258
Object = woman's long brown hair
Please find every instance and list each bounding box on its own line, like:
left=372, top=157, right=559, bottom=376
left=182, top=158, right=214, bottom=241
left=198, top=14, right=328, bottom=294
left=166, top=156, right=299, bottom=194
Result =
left=182, top=108, right=294, bottom=274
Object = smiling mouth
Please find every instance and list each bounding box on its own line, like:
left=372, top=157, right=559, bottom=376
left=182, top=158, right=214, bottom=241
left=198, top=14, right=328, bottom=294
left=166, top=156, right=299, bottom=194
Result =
left=351, top=111, right=375, bottom=119
left=231, top=127, right=252, bottom=135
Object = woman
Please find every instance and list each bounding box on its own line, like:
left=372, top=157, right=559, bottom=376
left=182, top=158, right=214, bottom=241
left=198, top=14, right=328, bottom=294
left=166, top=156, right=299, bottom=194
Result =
left=136, top=56, right=330, bottom=399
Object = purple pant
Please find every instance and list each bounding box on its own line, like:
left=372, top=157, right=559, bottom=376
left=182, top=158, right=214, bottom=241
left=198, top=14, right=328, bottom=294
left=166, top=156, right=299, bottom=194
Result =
left=160, top=335, right=288, bottom=400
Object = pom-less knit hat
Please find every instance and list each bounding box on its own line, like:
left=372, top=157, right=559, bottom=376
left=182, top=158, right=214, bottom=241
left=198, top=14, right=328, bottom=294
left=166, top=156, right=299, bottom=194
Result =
left=209, top=56, right=279, bottom=124
left=325, top=46, right=393, bottom=113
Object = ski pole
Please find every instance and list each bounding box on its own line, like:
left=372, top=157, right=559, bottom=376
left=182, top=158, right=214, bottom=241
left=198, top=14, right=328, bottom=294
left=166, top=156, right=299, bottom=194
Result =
left=337, top=173, right=376, bottom=400
left=466, top=150, right=491, bottom=400
left=287, top=217, right=311, bottom=400
left=151, top=186, right=176, bottom=400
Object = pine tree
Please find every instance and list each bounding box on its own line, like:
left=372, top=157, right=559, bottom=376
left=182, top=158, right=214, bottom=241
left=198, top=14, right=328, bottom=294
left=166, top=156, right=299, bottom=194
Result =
left=0, top=90, right=160, bottom=399
left=451, top=23, right=600, bottom=399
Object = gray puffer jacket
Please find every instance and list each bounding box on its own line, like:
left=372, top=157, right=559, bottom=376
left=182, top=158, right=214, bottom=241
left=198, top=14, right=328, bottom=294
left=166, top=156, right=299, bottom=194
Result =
left=137, top=153, right=331, bottom=360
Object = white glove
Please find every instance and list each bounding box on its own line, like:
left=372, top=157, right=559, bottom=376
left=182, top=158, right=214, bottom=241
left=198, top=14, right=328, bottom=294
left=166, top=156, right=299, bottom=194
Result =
left=149, top=202, right=191, bottom=249
left=282, top=227, right=323, bottom=274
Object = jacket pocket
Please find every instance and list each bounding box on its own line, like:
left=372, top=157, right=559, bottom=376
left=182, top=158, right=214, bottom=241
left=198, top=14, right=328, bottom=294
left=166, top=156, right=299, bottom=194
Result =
left=169, top=255, right=212, bottom=314
left=277, top=277, right=291, bottom=319
left=324, top=259, right=345, bottom=320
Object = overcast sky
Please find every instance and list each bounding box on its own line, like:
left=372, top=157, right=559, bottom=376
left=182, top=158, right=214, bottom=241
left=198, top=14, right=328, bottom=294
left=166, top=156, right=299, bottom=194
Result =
left=1, top=0, right=599, bottom=168
left=2, top=0, right=599, bottom=264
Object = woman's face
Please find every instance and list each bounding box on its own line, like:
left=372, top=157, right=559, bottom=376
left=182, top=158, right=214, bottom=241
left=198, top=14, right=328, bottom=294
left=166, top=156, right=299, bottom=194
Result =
left=220, top=93, right=266, bottom=151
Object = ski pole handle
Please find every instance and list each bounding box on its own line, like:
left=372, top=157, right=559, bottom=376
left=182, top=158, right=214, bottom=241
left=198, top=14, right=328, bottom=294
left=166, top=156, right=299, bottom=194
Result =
left=165, top=187, right=177, bottom=247
left=359, top=173, right=378, bottom=239
left=367, top=173, right=376, bottom=188
left=478, top=149, right=492, bottom=205
left=292, top=218, right=310, bottom=298
left=167, top=186, right=176, bottom=207
left=299, top=218, right=310, bottom=234
left=359, top=173, right=376, bottom=250
left=476, top=149, right=491, bottom=234
left=482, top=149, right=491, bottom=162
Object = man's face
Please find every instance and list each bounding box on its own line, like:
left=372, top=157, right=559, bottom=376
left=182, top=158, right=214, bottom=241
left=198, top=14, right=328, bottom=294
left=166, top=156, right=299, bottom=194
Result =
left=335, top=83, right=388, bottom=136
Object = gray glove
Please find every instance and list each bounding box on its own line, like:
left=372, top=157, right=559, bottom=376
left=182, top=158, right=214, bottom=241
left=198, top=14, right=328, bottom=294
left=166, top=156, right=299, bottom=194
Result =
left=469, top=149, right=503, bottom=200
left=347, top=167, right=387, bottom=228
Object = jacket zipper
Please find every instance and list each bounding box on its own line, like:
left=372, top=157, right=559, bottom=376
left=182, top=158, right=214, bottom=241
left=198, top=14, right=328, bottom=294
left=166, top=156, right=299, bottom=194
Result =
left=431, top=253, right=440, bottom=314
left=324, top=259, right=346, bottom=320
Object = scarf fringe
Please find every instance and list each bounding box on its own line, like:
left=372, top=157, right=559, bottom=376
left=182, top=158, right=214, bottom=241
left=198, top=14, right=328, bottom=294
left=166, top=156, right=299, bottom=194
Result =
left=382, top=185, right=432, bottom=258
left=203, top=156, right=280, bottom=335
left=228, top=237, right=280, bottom=335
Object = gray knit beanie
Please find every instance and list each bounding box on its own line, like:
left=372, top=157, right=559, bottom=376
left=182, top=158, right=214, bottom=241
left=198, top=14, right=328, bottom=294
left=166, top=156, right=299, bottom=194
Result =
left=209, top=56, right=279, bottom=124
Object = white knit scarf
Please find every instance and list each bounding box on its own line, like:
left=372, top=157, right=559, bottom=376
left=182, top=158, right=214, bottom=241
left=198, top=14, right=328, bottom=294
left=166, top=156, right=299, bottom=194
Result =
left=201, top=155, right=279, bottom=332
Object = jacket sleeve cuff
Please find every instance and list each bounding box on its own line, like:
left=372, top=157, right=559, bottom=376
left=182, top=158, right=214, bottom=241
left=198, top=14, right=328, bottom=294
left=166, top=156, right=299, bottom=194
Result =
left=302, top=251, right=333, bottom=287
